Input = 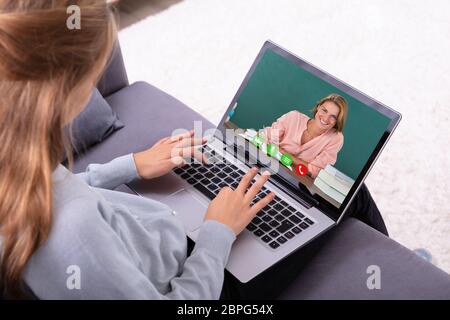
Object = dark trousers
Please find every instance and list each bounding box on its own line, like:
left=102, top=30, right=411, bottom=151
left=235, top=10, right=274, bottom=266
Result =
left=188, top=184, right=388, bottom=299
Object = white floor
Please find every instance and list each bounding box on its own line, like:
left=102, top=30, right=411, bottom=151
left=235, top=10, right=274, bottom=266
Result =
left=118, top=0, right=450, bottom=274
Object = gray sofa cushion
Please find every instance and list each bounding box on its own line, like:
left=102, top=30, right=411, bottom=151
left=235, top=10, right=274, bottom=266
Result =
left=68, top=88, right=124, bottom=154
left=97, top=44, right=129, bottom=97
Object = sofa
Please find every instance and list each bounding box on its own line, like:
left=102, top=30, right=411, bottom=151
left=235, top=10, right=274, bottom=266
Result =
left=71, top=45, right=450, bottom=300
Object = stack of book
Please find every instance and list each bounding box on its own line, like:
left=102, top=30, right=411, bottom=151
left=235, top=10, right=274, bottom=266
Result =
left=313, top=165, right=354, bottom=204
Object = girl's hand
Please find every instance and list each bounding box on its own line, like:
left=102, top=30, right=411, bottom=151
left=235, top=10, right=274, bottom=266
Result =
left=204, top=167, right=275, bottom=235
left=133, top=130, right=206, bottom=179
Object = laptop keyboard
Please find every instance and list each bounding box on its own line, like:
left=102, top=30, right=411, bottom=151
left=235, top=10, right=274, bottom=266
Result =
left=173, top=145, right=315, bottom=250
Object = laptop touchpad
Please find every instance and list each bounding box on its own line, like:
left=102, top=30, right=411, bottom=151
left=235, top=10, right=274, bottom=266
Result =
left=128, top=172, right=185, bottom=202
left=164, top=189, right=207, bottom=232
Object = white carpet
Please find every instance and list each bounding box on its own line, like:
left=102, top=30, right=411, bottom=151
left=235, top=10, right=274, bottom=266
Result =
left=119, top=0, right=450, bottom=274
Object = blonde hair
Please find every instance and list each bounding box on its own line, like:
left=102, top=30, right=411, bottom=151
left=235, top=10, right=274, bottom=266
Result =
left=0, top=0, right=116, bottom=298
left=312, top=93, right=348, bottom=132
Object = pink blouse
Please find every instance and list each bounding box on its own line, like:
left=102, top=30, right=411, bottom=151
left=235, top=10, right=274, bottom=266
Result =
left=263, top=111, right=344, bottom=177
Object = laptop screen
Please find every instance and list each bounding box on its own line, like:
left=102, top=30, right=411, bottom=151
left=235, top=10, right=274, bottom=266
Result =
left=217, top=41, right=401, bottom=220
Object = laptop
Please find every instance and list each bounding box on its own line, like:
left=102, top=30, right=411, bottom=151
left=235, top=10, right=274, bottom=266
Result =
left=128, top=40, right=401, bottom=283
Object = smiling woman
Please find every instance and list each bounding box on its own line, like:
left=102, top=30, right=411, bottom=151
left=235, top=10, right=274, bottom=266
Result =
left=263, top=94, right=348, bottom=178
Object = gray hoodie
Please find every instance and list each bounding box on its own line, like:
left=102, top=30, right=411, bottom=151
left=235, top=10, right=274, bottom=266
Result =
left=23, top=154, right=236, bottom=299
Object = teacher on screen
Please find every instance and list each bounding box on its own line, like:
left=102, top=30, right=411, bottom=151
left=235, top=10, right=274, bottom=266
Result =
left=263, top=94, right=348, bottom=178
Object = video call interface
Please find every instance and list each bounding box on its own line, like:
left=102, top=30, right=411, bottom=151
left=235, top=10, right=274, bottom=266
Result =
left=223, top=48, right=391, bottom=208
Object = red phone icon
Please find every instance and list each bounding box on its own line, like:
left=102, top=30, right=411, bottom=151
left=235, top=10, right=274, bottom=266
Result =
left=295, top=164, right=308, bottom=176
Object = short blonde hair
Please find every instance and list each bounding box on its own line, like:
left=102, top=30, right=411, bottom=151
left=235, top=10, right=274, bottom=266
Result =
left=312, top=94, right=348, bottom=132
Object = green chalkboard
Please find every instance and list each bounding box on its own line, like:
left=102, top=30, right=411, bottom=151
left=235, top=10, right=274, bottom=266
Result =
left=229, top=49, right=391, bottom=179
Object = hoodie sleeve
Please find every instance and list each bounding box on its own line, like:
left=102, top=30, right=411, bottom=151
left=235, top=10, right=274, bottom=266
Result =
left=166, top=220, right=236, bottom=299
left=75, top=154, right=140, bottom=190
